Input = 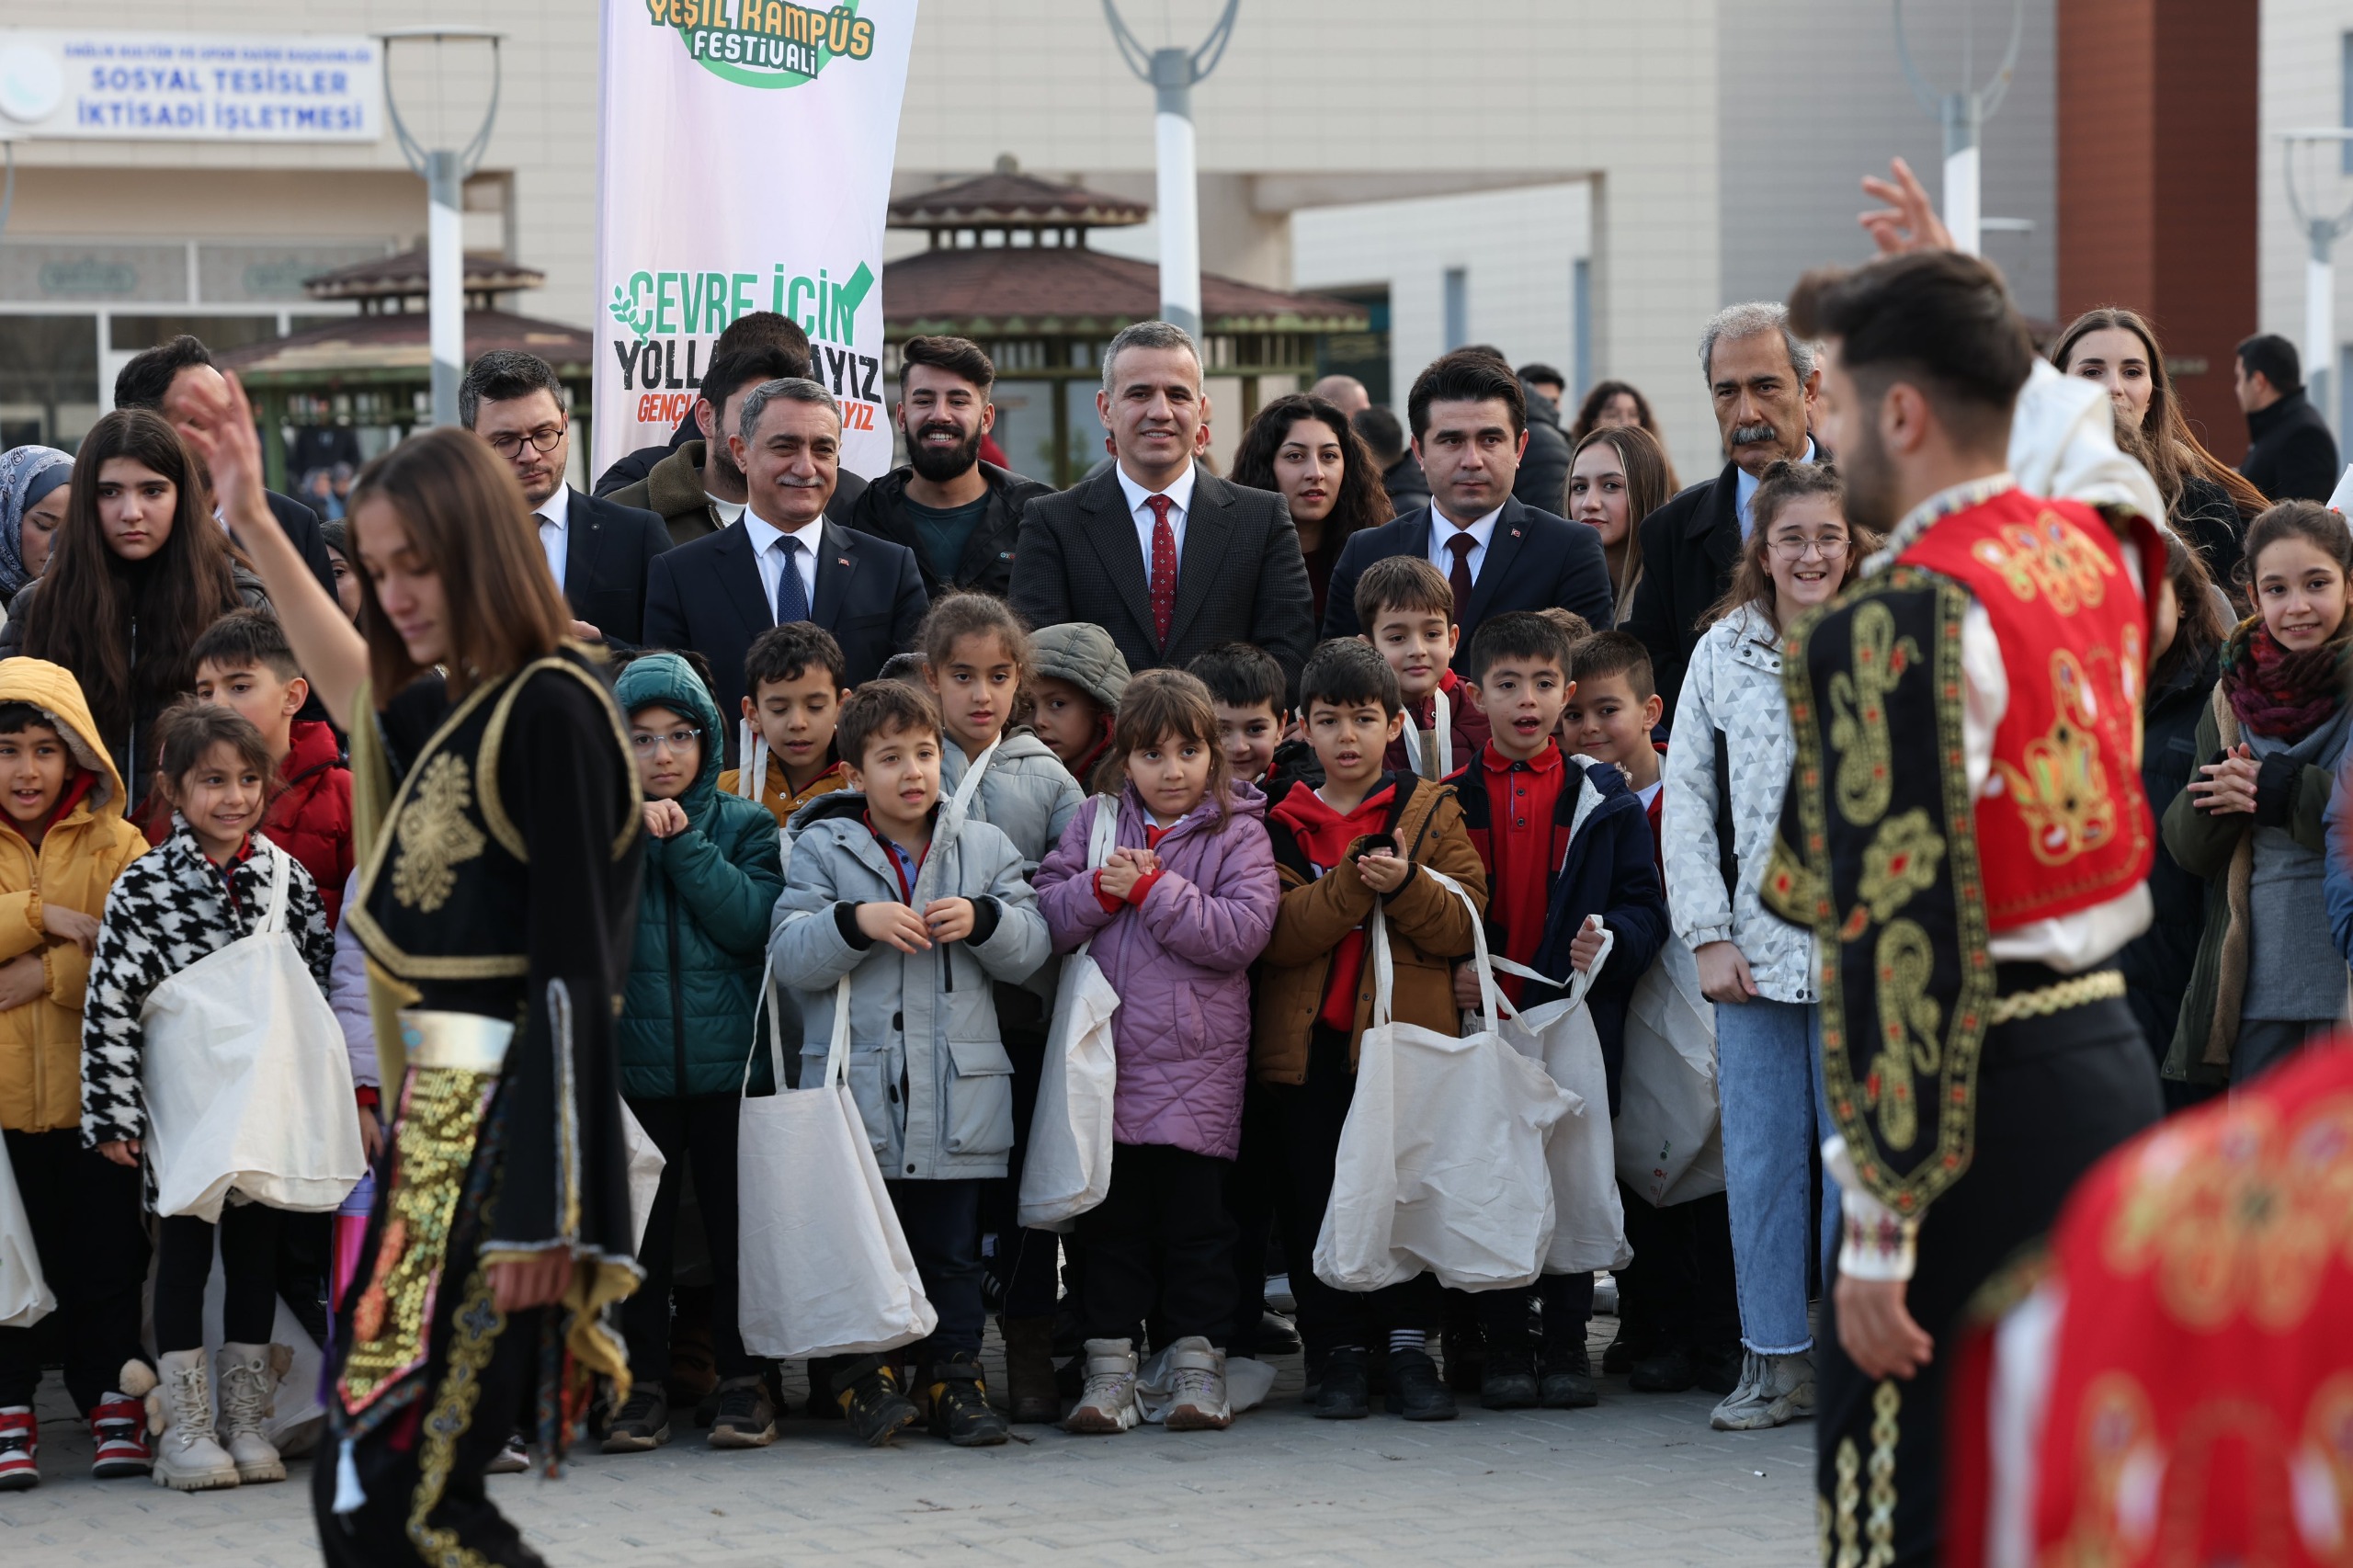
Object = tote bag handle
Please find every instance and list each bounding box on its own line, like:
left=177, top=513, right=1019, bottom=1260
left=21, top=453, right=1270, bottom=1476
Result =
left=1369, top=862, right=1498, bottom=1034
left=1395, top=685, right=1453, bottom=783
left=1072, top=793, right=1121, bottom=960
left=911, top=734, right=1002, bottom=907
left=257, top=837, right=292, bottom=937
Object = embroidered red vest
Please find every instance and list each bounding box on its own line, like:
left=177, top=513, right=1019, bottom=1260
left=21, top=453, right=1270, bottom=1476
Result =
left=1896, top=488, right=2159, bottom=929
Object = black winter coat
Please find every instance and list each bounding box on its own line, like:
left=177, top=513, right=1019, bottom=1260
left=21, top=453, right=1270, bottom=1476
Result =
left=845, top=460, right=1054, bottom=600
left=2115, top=644, right=2222, bottom=1070
left=1620, top=460, right=1744, bottom=724
left=1515, top=392, right=1574, bottom=515
left=2240, top=388, right=2340, bottom=504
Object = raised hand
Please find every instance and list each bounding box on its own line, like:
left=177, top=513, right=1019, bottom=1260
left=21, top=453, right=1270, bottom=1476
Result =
left=1859, top=156, right=1953, bottom=256
left=170, top=367, right=273, bottom=538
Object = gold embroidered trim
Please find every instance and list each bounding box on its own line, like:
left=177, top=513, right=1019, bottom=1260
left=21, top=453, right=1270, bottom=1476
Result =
left=476, top=656, right=642, bottom=865
left=1986, top=968, right=2125, bottom=1026
left=1864, top=1381, right=1900, bottom=1565
left=404, top=1269, right=504, bottom=1568
left=389, top=754, right=487, bottom=912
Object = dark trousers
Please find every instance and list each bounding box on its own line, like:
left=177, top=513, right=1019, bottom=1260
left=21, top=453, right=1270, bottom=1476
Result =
left=313, top=1305, right=548, bottom=1568
left=979, top=1017, right=1063, bottom=1319
left=154, top=1204, right=283, bottom=1355
left=1475, top=1270, right=1596, bottom=1357
left=0, top=1129, right=149, bottom=1410
left=1271, top=1026, right=1438, bottom=1357
left=620, top=1093, right=756, bottom=1386
left=887, top=1177, right=984, bottom=1360
left=1616, top=1187, right=1739, bottom=1357
left=1074, top=1141, right=1237, bottom=1346
left=1815, top=995, right=2160, bottom=1566
left=1221, top=1083, right=1283, bottom=1358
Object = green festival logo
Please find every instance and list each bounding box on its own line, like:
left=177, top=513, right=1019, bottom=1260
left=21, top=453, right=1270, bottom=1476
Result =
left=643, top=0, right=874, bottom=88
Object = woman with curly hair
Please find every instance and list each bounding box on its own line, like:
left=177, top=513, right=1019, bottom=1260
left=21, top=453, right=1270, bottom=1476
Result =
left=1230, top=393, right=1392, bottom=625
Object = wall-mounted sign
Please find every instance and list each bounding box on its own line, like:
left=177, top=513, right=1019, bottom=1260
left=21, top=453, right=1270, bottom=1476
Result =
left=0, top=30, right=380, bottom=142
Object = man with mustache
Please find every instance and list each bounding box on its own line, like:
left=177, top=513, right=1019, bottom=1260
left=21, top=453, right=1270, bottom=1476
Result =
left=1621, top=302, right=1822, bottom=722
left=845, top=336, right=1052, bottom=599
left=605, top=342, right=811, bottom=549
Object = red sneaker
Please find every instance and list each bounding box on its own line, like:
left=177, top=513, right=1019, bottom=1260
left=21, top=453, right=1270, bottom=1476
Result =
left=0, top=1406, right=36, bottom=1491
left=89, top=1395, right=153, bottom=1479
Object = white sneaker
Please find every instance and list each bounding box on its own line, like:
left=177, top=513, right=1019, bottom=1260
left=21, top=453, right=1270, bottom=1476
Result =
left=1711, top=1350, right=1814, bottom=1431
left=215, top=1344, right=287, bottom=1483
left=149, top=1350, right=240, bottom=1491
left=486, top=1434, right=530, bottom=1475
left=1063, top=1338, right=1141, bottom=1435
left=1162, top=1337, right=1232, bottom=1431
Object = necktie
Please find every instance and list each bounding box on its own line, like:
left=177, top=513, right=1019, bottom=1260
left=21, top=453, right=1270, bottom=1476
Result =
left=1445, top=529, right=1478, bottom=621
left=1146, top=494, right=1178, bottom=646
left=773, top=536, right=809, bottom=625
left=539, top=518, right=563, bottom=589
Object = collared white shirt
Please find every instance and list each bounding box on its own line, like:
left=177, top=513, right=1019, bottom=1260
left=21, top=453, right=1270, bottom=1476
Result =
left=1116, top=460, right=1197, bottom=591
left=1734, top=437, right=1815, bottom=538
left=743, top=506, right=824, bottom=621
left=533, top=484, right=573, bottom=590
left=707, top=494, right=745, bottom=528
left=1427, top=503, right=1503, bottom=583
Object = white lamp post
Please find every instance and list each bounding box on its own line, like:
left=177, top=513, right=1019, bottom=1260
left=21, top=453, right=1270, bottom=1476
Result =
left=1101, top=0, right=1240, bottom=337
left=379, top=28, right=504, bottom=429
left=2281, top=129, right=2353, bottom=437
left=1894, top=0, right=2024, bottom=257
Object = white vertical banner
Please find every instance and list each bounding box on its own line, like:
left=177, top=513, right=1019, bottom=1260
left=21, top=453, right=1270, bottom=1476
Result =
left=594, top=0, right=917, bottom=479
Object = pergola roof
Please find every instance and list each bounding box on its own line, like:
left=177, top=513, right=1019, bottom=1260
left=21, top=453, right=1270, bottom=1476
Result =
left=889, top=170, right=1149, bottom=232
left=300, top=247, right=547, bottom=304
left=214, top=309, right=592, bottom=385
left=882, top=244, right=1367, bottom=337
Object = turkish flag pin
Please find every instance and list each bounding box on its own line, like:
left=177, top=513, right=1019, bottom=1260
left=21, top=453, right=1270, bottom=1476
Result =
left=836, top=557, right=850, bottom=567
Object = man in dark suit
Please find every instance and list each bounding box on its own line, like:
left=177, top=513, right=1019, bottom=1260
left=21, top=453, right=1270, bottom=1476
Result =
left=643, top=377, right=926, bottom=753
left=1620, top=302, right=1823, bottom=722
left=460, top=351, right=670, bottom=647
left=1323, top=351, right=1614, bottom=665
left=1009, top=321, right=1315, bottom=697
left=2235, top=334, right=2341, bottom=503
left=117, top=335, right=338, bottom=600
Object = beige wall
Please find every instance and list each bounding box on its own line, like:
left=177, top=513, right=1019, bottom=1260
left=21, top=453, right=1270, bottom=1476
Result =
left=6, top=1, right=1723, bottom=459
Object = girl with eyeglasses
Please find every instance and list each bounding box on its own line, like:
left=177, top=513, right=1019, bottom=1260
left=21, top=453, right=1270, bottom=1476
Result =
left=1660, top=460, right=1872, bottom=1433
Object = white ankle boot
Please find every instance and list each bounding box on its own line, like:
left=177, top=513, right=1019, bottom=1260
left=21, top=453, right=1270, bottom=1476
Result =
left=1063, top=1338, right=1140, bottom=1434
left=214, top=1344, right=286, bottom=1483
left=1161, top=1337, right=1232, bottom=1431
left=148, top=1349, right=239, bottom=1491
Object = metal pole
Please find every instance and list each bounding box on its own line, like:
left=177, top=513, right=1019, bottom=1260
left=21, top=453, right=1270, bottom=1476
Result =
left=2310, top=221, right=2336, bottom=432
left=428, top=149, right=464, bottom=428
left=1150, top=50, right=1201, bottom=336
left=1942, top=92, right=1982, bottom=257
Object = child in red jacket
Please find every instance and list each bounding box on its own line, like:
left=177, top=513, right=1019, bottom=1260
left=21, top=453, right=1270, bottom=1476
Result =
left=180, top=610, right=353, bottom=926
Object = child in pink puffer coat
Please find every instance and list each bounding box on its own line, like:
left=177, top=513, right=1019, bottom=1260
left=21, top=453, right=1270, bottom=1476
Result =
left=1035, top=670, right=1279, bottom=1436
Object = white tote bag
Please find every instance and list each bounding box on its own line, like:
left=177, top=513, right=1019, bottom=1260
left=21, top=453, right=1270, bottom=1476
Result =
left=0, top=1138, right=51, bottom=1328
left=1614, top=937, right=1727, bottom=1207
left=736, top=976, right=937, bottom=1360
left=1492, top=928, right=1633, bottom=1274
left=141, top=841, right=364, bottom=1223
left=616, top=1099, right=666, bottom=1253
left=1017, top=795, right=1122, bottom=1232
left=1313, top=869, right=1575, bottom=1294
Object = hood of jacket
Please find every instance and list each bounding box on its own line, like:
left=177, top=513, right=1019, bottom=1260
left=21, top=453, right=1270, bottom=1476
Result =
left=642, top=438, right=713, bottom=521
left=615, top=651, right=724, bottom=818
left=0, top=656, right=127, bottom=820
left=1029, top=620, right=1131, bottom=711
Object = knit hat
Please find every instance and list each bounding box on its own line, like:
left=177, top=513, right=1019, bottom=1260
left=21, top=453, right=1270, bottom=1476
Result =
left=1030, top=622, right=1131, bottom=712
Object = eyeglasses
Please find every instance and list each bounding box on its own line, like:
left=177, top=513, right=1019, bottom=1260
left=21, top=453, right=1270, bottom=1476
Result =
left=630, top=728, right=699, bottom=756
left=484, top=426, right=565, bottom=459
left=1768, top=535, right=1850, bottom=562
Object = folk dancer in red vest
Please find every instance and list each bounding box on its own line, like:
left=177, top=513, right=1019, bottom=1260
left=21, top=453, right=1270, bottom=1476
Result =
left=1760, top=249, right=2169, bottom=1565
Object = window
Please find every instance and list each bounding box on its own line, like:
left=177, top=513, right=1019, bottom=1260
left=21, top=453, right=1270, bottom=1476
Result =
left=1573, top=258, right=1592, bottom=403
left=2344, top=32, right=2353, bottom=173
left=1443, top=267, right=1468, bottom=352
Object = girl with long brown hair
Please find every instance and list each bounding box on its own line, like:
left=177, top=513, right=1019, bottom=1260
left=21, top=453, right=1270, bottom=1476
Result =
left=175, top=378, right=641, bottom=1564
left=1567, top=424, right=1674, bottom=625
left=2052, top=307, right=2268, bottom=586
left=0, top=409, right=260, bottom=809
left=1230, top=393, right=1392, bottom=624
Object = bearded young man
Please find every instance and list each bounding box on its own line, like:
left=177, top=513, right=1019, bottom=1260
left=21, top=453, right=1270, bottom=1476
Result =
left=846, top=335, right=1052, bottom=600
left=1757, top=246, right=2168, bottom=1565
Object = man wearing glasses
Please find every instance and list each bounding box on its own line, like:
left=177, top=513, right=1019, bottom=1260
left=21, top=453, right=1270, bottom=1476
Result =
left=462, top=350, right=671, bottom=646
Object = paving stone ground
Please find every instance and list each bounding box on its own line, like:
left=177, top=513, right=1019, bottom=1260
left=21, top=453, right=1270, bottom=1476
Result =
left=0, top=1314, right=1814, bottom=1568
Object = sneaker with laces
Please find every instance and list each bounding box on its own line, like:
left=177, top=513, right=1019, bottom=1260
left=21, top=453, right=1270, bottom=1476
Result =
left=1539, top=1342, right=1599, bottom=1409
left=1161, top=1337, right=1231, bottom=1431
left=149, top=1348, right=238, bottom=1491
left=710, top=1375, right=779, bottom=1449
left=0, top=1407, right=35, bottom=1491
left=89, top=1392, right=153, bottom=1479
left=925, top=1354, right=1009, bottom=1447
left=1063, top=1338, right=1140, bottom=1435
left=1480, top=1348, right=1540, bottom=1411
left=1312, top=1346, right=1370, bottom=1420
left=215, top=1343, right=286, bottom=1483
left=600, top=1387, right=671, bottom=1453
left=1711, top=1350, right=1814, bottom=1430
left=485, top=1433, right=530, bottom=1474
left=835, top=1359, right=919, bottom=1447
left=1383, top=1347, right=1458, bottom=1421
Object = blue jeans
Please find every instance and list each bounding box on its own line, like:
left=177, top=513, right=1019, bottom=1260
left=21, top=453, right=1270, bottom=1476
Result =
left=1713, top=997, right=1837, bottom=1355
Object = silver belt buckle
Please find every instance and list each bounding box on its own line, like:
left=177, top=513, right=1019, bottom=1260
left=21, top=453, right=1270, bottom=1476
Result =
left=398, top=1009, right=515, bottom=1074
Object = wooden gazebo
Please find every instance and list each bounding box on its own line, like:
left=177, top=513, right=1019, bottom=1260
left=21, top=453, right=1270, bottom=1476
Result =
left=885, top=161, right=1368, bottom=485
left=215, top=250, right=593, bottom=492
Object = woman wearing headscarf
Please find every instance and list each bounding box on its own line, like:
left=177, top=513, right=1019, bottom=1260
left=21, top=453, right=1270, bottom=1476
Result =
left=0, top=445, right=72, bottom=601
